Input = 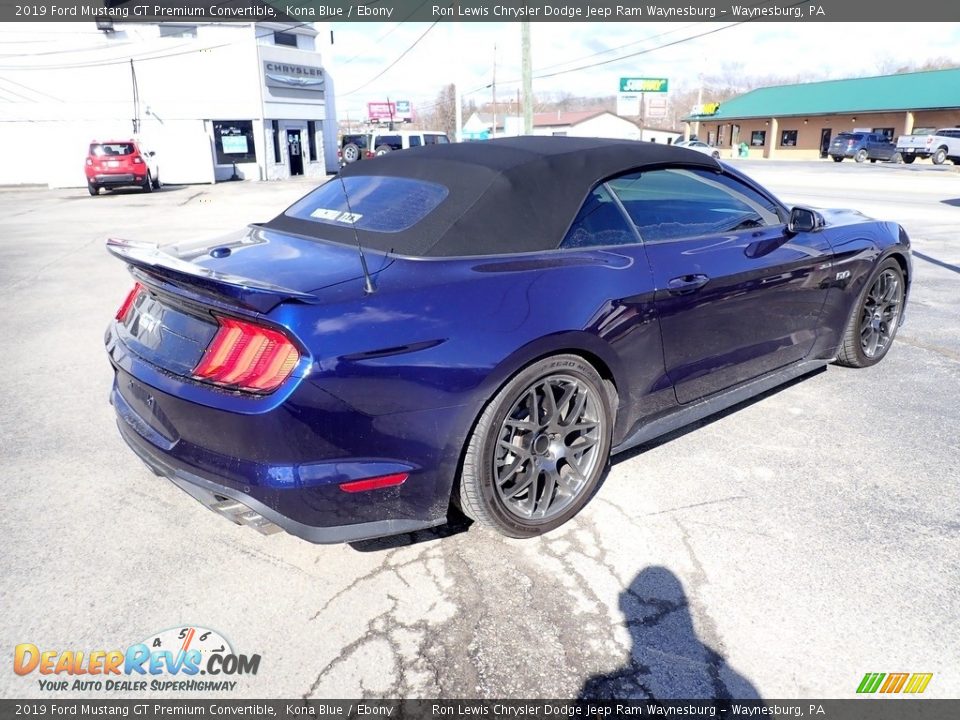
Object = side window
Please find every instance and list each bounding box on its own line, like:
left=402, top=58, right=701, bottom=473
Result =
left=409, top=135, right=422, bottom=147
left=608, top=168, right=782, bottom=243
left=560, top=185, right=637, bottom=249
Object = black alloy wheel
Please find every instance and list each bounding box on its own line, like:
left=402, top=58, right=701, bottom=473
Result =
left=458, top=354, right=613, bottom=538
left=836, top=259, right=905, bottom=368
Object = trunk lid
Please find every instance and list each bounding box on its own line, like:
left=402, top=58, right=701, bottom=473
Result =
left=108, top=226, right=389, bottom=387
left=107, top=225, right=389, bottom=313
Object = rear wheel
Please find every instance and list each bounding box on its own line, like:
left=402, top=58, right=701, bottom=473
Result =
left=87, top=183, right=99, bottom=196
left=374, top=144, right=392, bottom=156
left=854, top=149, right=868, bottom=163
left=891, top=152, right=903, bottom=164
left=902, top=155, right=916, bottom=164
left=932, top=147, right=947, bottom=165
left=835, top=259, right=905, bottom=368
left=711, top=151, right=720, bottom=159
left=458, top=354, right=613, bottom=538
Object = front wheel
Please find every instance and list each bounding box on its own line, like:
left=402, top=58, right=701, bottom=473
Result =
left=902, top=155, right=916, bottom=164
left=458, top=355, right=613, bottom=538
left=87, top=184, right=99, bottom=196
left=142, top=174, right=153, bottom=193
left=932, top=148, right=947, bottom=165
left=832, top=156, right=843, bottom=163
left=374, top=144, right=393, bottom=156
left=835, top=259, right=905, bottom=368
left=152, top=173, right=162, bottom=190
left=891, top=152, right=903, bottom=164
left=854, top=149, right=868, bottom=163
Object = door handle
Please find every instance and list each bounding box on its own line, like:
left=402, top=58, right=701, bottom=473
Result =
left=667, top=274, right=710, bottom=294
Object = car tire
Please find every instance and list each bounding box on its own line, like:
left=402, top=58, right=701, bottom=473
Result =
left=374, top=145, right=393, bottom=156
left=152, top=173, right=162, bottom=190
left=458, top=354, right=613, bottom=538
left=835, top=258, right=905, bottom=368
left=932, top=148, right=947, bottom=165
left=342, top=143, right=361, bottom=163
left=891, top=152, right=903, bottom=164
left=854, top=149, right=868, bottom=163
left=869, top=158, right=877, bottom=164
left=902, top=155, right=916, bottom=164
left=711, top=151, right=720, bottom=159
left=88, top=184, right=99, bottom=196
left=832, top=156, right=843, bottom=163
left=142, top=174, right=153, bottom=193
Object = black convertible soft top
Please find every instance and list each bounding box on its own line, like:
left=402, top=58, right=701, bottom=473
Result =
left=266, top=136, right=722, bottom=257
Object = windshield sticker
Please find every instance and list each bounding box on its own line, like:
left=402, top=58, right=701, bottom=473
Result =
left=309, top=208, right=363, bottom=224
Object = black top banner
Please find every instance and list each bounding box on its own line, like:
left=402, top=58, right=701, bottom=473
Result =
left=1, top=700, right=959, bottom=720
left=2, top=0, right=960, bottom=23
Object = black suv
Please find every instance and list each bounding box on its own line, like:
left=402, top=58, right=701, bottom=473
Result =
left=829, top=132, right=898, bottom=163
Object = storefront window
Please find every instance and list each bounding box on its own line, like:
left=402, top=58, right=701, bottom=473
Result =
left=780, top=130, right=798, bottom=147
left=873, top=127, right=895, bottom=141
left=751, top=130, right=766, bottom=147
left=213, top=121, right=257, bottom=165
left=307, top=121, right=318, bottom=162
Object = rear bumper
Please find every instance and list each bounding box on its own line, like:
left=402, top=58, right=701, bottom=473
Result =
left=108, top=366, right=459, bottom=544
left=90, top=174, right=144, bottom=187
left=116, top=416, right=441, bottom=543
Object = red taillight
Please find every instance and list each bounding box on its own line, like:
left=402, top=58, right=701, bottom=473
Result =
left=86, top=157, right=93, bottom=166
left=192, top=316, right=300, bottom=393
left=339, top=473, right=409, bottom=493
left=365, top=151, right=374, bottom=158
left=115, top=282, right=142, bottom=321
left=337, top=149, right=342, bottom=158
left=132, top=156, right=144, bottom=164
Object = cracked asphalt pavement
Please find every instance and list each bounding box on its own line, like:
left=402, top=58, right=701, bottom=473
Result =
left=1, top=161, right=957, bottom=700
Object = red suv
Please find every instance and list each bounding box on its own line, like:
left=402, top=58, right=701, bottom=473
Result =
left=85, top=139, right=160, bottom=195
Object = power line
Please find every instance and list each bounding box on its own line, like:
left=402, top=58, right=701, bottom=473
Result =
left=341, top=21, right=439, bottom=97
left=0, top=20, right=316, bottom=71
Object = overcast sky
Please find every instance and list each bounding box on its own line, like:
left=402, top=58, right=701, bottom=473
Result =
left=329, top=21, right=960, bottom=118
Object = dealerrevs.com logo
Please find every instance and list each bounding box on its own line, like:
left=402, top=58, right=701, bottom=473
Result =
left=14, top=626, right=261, bottom=692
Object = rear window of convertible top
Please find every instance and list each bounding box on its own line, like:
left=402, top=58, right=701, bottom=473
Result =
left=284, top=176, right=449, bottom=233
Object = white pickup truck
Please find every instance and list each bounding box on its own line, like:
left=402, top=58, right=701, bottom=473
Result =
left=895, top=128, right=960, bottom=165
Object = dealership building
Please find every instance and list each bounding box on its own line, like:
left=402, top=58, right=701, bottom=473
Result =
left=686, top=68, right=960, bottom=159
left=0, top=21, right=339, bottom=187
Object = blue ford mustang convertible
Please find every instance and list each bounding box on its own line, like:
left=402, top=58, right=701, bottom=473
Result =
left=105, top=137, right=911, bottom=542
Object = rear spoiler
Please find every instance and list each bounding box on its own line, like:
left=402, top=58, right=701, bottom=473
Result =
left=106, top=238, right=320, bottom=314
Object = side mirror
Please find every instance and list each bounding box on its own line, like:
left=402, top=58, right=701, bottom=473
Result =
left=148, top=151, right=156, bottom=157
left=787, top=206, right=825, bottom=234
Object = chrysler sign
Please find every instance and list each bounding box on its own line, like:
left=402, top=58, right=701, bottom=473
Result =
left=264, top=61, right=325, bottom=93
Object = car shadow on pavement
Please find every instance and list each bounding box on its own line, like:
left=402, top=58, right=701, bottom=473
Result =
left=913, top=250, right=960, bottom=275
left=612, top=366, right=827, bottom=467
left=579, top=566, right=762, bottom=700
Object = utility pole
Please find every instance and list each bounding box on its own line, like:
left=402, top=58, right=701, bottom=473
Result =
left=692, top=73, right=704, bottom=140
left=491, top=43, right=497, bottom=139
left=521, top=21, right=533, bottom=135
left=454, top=20, right=463, bottom=142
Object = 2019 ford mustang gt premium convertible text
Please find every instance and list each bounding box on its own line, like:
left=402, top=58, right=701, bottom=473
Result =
left=105, top=137, right=911, bottom=543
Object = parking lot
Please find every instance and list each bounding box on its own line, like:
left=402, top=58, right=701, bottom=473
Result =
left=1, top=160, right=958, bottom=700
